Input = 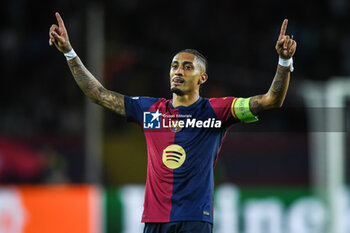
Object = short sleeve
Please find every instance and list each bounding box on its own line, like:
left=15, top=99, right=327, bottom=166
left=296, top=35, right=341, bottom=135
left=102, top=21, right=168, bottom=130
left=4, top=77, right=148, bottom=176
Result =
left=124, top=96, right=161, bottom=125
left=209, top=97, right=258, bottom=124
left=209, top=97, right=239, bottom=125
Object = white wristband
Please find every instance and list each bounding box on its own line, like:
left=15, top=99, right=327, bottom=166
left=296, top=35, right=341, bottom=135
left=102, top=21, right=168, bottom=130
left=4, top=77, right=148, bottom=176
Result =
left=64, top=49, right=77, bottom=61
left=279, top=57, right=294, bottom=72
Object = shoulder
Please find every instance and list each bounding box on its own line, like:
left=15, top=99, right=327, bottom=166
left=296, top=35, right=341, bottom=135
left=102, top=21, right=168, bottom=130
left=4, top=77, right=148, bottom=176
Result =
left=125, top=96, right=163, bottom=104
left=125, top=96, right=172, bottom=109
left=208, top=97, right=236, bottom=108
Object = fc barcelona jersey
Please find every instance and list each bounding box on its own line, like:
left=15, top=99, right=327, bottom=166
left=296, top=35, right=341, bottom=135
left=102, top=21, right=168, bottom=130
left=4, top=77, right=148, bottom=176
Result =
left=124, top=96, right=242, bottom=223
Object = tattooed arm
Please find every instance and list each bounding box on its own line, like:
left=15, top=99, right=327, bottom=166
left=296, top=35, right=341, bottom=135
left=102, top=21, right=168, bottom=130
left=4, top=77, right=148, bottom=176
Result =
left=49, top=12, right=125, bottom=116
left=249, top=65, right=290, bottom=115
left=67, top=57, right=125, bottom=115
left=249, top=19, right=296, bottom=116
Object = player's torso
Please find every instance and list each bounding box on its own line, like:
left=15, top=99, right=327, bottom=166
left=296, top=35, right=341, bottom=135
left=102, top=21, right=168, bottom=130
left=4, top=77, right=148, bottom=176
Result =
left=142, top=97, right=226, bottom=222
left=143, top=97, right=224, bottom=174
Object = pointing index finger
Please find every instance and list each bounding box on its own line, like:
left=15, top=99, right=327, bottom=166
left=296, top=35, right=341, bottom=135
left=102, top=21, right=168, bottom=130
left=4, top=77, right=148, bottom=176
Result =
left=278, top=19, right=288, bottom=40
left=55, top=12, right=66, bottom=29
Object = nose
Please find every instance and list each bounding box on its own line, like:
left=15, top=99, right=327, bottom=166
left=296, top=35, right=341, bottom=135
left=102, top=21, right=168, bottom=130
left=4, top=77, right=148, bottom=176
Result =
left=175, top=66, right=184, bottom=76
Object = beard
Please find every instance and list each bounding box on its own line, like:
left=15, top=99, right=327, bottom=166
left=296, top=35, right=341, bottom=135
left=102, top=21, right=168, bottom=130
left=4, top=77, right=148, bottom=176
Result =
left=170, top=87, right=185, bottom=96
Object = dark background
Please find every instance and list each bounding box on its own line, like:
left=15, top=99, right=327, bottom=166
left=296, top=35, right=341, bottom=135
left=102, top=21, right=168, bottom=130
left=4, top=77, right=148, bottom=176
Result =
left=0, top=0, right=349, bottom=186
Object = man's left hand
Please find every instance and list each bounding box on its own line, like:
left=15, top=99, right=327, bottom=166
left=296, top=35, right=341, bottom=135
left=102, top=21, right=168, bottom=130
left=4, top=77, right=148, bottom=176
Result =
left=275, top=19, right=297, bottom=59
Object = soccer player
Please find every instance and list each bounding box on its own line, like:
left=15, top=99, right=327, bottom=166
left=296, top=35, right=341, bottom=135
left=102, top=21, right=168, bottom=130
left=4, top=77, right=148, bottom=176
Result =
left=49, top=12, right=296, bottom=233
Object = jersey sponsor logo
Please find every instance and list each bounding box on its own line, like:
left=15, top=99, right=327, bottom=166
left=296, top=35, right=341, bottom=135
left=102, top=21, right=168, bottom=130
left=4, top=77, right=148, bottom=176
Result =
left=162, top=144, right=186, bottom=169
left=143, top=110, right=162, bottom=129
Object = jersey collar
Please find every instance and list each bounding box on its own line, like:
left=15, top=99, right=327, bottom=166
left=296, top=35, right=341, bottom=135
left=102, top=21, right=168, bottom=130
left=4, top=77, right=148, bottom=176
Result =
left=170, top=97, right=203, bottom=110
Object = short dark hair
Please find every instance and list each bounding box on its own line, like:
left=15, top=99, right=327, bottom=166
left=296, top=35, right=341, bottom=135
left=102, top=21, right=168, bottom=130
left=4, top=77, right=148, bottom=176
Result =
left=177, top=49, right=208, bottom=72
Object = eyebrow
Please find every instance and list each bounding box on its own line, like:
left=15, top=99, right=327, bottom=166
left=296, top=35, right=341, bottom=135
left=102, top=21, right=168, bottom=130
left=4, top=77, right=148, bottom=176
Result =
left=171, top=61, right=194, bottom=65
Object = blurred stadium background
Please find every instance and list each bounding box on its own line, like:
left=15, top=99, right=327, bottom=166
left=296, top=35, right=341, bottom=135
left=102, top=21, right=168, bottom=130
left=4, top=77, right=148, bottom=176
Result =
left=1, top=0, right=350, bottom=232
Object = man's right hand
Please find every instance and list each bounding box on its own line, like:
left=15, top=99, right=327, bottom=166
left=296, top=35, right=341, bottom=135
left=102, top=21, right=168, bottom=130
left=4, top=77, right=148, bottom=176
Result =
left=49, top=12, right=72, bottom=53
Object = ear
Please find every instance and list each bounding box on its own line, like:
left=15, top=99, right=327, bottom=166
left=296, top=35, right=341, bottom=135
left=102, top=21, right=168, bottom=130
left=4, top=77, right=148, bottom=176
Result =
left=198, top=73, right=208, bottom=85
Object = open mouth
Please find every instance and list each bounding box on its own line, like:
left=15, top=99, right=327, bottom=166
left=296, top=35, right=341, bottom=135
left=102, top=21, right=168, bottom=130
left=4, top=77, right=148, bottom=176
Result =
left=172, top=77, right=185, bottom=85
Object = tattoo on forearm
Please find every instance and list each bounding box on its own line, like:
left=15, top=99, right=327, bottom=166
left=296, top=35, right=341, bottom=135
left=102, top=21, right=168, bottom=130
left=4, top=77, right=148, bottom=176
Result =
left=270, top=66, right=289, bottom=95
left=272, top=80, right=282, bottom=93
left=67, top=57, right=125, bottom=116
left=249, top=65, right=290, bottom=115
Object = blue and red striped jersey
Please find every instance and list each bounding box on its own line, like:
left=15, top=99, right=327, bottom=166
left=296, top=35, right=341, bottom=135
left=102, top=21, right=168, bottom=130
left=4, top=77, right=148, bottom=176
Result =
left=124, top=96, right=239, bottom=223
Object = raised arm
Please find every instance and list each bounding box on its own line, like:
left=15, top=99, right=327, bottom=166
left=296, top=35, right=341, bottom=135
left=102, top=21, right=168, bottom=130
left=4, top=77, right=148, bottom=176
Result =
left=49, top=12, right=125, bottom=116
left=249, top=19, right=296, bottom=116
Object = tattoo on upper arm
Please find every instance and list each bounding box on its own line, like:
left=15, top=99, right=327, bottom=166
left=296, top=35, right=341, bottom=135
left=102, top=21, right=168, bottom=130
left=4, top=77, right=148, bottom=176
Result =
left=67, top=57, right=126, bottom=116
left=97, top=87, right=125, bottom=116
left=249, top=95, right=265, bottom=116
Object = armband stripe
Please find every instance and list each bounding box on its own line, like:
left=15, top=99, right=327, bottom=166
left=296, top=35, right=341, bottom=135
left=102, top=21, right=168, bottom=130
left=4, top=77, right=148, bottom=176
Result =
left=231, top=98, right=238, bottom=119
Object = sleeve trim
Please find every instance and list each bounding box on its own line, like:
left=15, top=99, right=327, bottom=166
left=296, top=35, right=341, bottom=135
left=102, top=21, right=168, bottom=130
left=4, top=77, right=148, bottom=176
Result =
left=231, top=97, right=238, bottom=119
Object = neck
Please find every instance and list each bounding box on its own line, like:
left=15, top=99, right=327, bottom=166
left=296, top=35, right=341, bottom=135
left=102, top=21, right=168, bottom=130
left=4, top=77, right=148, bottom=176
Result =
left=172, top=91, right=200, bottom=108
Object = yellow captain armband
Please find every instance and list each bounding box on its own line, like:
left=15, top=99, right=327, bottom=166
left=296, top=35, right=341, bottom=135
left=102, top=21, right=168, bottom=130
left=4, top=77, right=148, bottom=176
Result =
left=231, top=97, right=258, bottom=123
